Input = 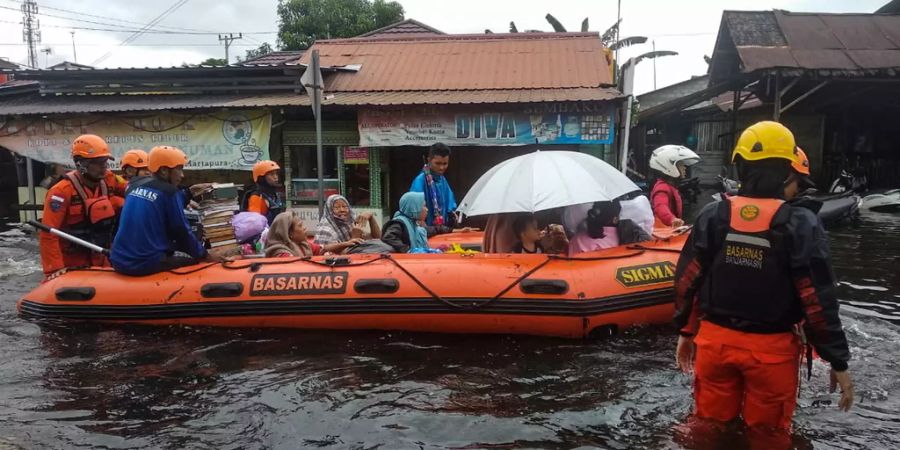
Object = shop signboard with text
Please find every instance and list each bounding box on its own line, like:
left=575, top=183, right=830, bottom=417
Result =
left=0, top=110, right=271, bottom=170
left=358, top=104, right=614, bottom=147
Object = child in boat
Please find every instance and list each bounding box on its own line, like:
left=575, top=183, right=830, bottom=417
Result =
left=265, top=211, right=322, bottom=258
left=511, top=214, right=543, bottom=254
left=569, top=201, right=620, bottom=256
left=649, top=145, right=700, bottom=227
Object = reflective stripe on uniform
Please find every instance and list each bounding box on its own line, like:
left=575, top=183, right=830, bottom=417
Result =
left=725, top=233, right=771, bottom=248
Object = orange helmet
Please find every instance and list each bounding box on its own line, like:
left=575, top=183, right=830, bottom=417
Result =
left=120, top=149, right=149, bottom=169
left=252, top=160, right=280, bottom=181
left=792, top=147, right=811, bottom=176
left=71, top=134, right=113, bottom=160
left=148, top=146, right=188, bottom=172
left=791, top=147, right=816, bottom=188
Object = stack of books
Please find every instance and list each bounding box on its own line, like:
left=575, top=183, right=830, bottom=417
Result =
left=190, top=183, right=241, bottom=255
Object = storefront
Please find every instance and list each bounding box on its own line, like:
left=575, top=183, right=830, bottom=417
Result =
left=281, top=120, right=388, bottom=228
left=356, top=102, right=619, bottom=214
left=0, top=108, right=275, bottom=220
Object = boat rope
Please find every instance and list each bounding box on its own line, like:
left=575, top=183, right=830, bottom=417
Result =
left=625, top=244, right=683, bottom=254
left=59, top=247, right=679, bottom=309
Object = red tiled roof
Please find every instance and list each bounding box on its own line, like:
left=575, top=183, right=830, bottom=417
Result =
left=301, top=32, right=613, bottom=92
left=240, top=50, right=305, bottom=66
left=358, top=19, right=445, bottom=38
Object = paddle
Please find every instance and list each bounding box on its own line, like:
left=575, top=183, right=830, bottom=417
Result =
left=27, top=220, right=110, bottom=256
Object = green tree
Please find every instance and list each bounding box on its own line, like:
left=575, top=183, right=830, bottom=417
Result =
left=201, top=57, right=227, bottom=66
left=277, top=0, right=405, bottom=50
left=243, top=42, right=274, bottom=61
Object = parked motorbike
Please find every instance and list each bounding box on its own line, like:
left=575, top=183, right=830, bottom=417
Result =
left=714, top=173, right=860, bottom=226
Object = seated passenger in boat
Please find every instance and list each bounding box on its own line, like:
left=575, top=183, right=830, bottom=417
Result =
left=110, top=146, right=211, bottom=275
left=568, top=201, right=621, bottom=256
left=314, top=194, right=382, bottom=254
left=382, top=192, right=448, bottom=253
left=511, top=214, right=543, bottom=254
left=265, top=211, right=323, bottom=258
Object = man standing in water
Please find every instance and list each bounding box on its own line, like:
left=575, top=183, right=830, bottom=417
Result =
left=673, top=121, right=853, bottom=445
left=410, top=143, right=457, bottom=227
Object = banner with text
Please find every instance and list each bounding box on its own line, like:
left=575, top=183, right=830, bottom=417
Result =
left=358, top=104, right=614, bottom=147
left=0, top=110, right=271, bottom=170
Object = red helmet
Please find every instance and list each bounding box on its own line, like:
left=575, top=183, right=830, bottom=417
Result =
left=148, top=146, right=188, bottom=172
left=120, top=149, right=149, bottom=169
left=253, top=160, right=280, bottom=181
left=71, top=134, right=113, bottom=160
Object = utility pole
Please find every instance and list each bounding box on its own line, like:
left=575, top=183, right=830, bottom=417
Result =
left=218, top=32, right=242, bottom=64
left=21, top=0, right=41, bottom=69
left=652, top=40, right=657, bottom=90
left=70, top=31, right=77, bottom=63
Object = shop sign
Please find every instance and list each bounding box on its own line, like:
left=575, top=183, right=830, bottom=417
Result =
left=0, top=110, right=272, bottom=170
left=343, top=146, right=369, bottom=164
left=358, top=105, right=614, bottom=147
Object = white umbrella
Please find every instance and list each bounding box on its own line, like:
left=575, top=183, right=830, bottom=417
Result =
left=457, top=150, right=640, bottom=217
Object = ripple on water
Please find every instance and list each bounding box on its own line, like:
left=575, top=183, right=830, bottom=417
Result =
left=0, top=217, right=899, bottom=449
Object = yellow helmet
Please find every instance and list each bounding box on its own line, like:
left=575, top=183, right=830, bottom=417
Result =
left=732, top=121, right=800, bottom=164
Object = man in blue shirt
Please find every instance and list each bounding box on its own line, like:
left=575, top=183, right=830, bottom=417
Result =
left=410, top=143, right=457, bottom=227
left=111, top=146, right=209, bottom=275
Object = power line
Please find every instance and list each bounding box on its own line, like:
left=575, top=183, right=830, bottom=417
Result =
left=0, top=7, right=277, bottom=35
left=8, top=0, right=218, bottom=33
left=0, top=42, right=260, bottom=47
left=0, top=19, right=276, bottom=36
left=91, top=0, right=192, bottom=65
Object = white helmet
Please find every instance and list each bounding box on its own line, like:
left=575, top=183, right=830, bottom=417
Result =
left=649, top=145, right=700, bottom=178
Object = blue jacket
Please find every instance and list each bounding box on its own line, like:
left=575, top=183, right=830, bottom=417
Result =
left=111, top=176, right=207, bottom=275
left=410, top=172, right=457, bottom=226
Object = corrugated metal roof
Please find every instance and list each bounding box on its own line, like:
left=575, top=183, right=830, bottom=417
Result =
left=711, top=10, right=900, bottom=83
left=0, top=87, right=621, bottom=115
left=301, top=32, right=613, bottom=92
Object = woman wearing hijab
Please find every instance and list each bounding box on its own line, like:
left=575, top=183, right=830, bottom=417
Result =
left=381, top=192, right=447, bottom=253
left=265, top=211, right=322, bottom=257
left=314, top=194, right=381, bottom=254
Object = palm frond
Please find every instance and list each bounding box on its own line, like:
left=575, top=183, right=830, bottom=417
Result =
left=545, top=14, right=567, bottom=32
left=609, top=36, right=648, bottom=51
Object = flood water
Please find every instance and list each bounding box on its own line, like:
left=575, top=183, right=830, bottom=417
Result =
left=0, top=214, right=898, bottom=449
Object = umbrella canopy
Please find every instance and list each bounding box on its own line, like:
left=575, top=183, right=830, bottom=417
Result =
left=457, top=151, right=640, bottom=217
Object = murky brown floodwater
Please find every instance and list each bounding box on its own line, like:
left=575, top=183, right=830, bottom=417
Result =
left=0, top=213, right=898, bottom=449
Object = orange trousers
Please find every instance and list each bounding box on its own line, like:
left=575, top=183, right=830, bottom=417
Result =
left=693, top=321, right=801, bottom=431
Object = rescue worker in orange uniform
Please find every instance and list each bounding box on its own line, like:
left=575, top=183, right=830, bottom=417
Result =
left=241, top=160, right=284, bottom=224
left=40, top=134, right=124, bottom=277
left=119, top=149, right=151, bottom=181
left=673, top=122, right=853, bottom=445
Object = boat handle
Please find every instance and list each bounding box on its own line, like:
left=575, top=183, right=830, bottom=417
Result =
left=55, top=287, right=96, bottom=301
left=519, top=279, right=569, bottom=295
left=354, top=278, right=400, bottom=294
left=201, top=282, right=244, bottom=298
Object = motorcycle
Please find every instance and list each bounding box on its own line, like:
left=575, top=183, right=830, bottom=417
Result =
left=714, top=172, right=860, bottom=226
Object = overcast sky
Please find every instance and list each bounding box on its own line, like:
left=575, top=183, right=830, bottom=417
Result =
left=0, top=0, right=888, bottom=94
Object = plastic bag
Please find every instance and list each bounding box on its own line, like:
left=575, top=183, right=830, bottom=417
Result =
left=232, top=212, right=268, bottom=244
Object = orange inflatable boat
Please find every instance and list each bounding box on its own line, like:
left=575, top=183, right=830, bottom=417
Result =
left=19, top=234, right=687, bottom=339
